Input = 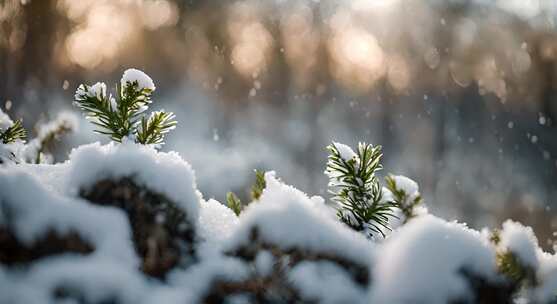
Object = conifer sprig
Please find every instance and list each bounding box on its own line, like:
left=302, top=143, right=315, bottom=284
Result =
left=0, top=119, right=27, bottom=144
left=250, top=170, right=266, bottom=201
left=226, top=192, right=243, bottom=216
left=385, top=175, right=423, bottom=223
left=326, top=142, right=397, bottom=238
left=225, top=169, right=267, bottom=216
left=73, top=69, right=176, bottom=147
left=136, top=111, right=177, bottom=145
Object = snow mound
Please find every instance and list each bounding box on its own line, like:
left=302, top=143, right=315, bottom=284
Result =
left=370, top=215, right=500, bottom=304
left=217, top=172, right=374, bottom=302
left=534, top=253, right=557, bottom=302
left=391, top=175, right=419, bottom=199
left=0, top=170, right=136, bottom=264
left=499, top=220, right=540, bottom=269
left=66, top=141, right=201, bottom=224
left=225, top=171, right=374, bottom=266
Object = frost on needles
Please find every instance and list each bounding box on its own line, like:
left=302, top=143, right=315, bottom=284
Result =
left=74, top=68, right=176, bottom=147
left=326, top=141, right=397, bottom=238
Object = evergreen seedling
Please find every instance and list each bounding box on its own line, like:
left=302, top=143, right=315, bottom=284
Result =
left=385, top=175, right=423, bottom=223
left=74, top=69, right=176, bottom=147
left=326, top=142, right=397, bottom=238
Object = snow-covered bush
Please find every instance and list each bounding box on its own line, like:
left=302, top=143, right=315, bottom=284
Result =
left=67, top=141, right=202, bottom=278
left=3, top=69, right=557, bottom=303
left=204, top=172, right=374, bottom=303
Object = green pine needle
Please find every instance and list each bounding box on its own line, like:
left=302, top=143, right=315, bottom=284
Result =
left=250, top=169, right=266, bottom=201
left=136, top=111, right=177, bottom=145
left=226, top=192, right=243, bottom=216
left=0, top=119, right=27, bottom=144
left=326, top=142, right=397, bottom=238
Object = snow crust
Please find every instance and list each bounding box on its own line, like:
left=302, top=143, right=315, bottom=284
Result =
left=225, top=172, right=375, bottom=266
left=121, top=68, right=156, bottom=91
left=0, top=170, right=137, bottom=263
left=499, top=220, right=540, bottom=269
left=66, top=141, right=201, bottom=224
left=289, top=260, right=368, bottom=303
left=2, top=141, right=557, bottom=303
left=370, top=215, right=499, bottom=304
left=391, top=174, right=419, bottom=198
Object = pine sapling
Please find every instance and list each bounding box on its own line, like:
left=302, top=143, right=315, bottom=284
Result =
left=326, top=142, right=397, bottom=238
left=26, top=112, right=77, bottom=164
left=226, top=192, right=243, bottom=216
left=226, top=169, right=267, bottom=216
left=250, top=169, right=266, bottom=201
left=385, top=174, right=424, bottom=223
left=73, top=68, right=176, bottom=147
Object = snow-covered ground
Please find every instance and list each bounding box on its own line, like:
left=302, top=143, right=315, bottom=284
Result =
left=1, top=140, right=557, bottom=303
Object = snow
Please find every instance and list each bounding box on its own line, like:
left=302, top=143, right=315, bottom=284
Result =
left=168, top=256, right=250, bottom=302
left=370, top=215, right=499, bottom=304
left=333, top=141, right=357, bottom=161
left=3, top=138, right=557, bottom=303
left=89, top=82, right=107, bottom=98
left=0, top=108, right=13, bottom=130
left=75, top=82, right=107, bottom=100
left=391, top=174, right=419, bottom=198
left=499, top=220, right=540, bottom=269
left=225, top=171, right=375, bottom=267
left=533, top=252, right=557, bottom=302
left=289, top=261, right=368, bottom=304
left=121, top=68, right=156, bottom=91
left=65, top=141, right=201, bottom=224
left=0, top=170, right=137, bottom=264
left=196, top=198, right=239, bottom=257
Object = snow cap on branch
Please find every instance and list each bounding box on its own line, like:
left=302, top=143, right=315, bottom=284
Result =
left=499, top=220, right=540, bottom=269
left=121, top=68, right=156, bottom=91
left=332, top=141, right=357, bottom=161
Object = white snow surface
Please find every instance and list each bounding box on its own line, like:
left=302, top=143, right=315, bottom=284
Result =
left=391, top=174, right=419, bottom=198
left=121, top=68, right=156, bottom=91
left=3, top=141, right=557, bottom=303
left=225, top=171, right=375, bottom=267
left=533, top=252, right=557, bottom=302
left=499, top=220, right=540, bottom=269
left=370, top=215, right=500, bottom=304
left=0, top=169, right=137, bottom=264
left=65, top=141, right=201, bottom=224
left=289, top=260, right=368, bottom=304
